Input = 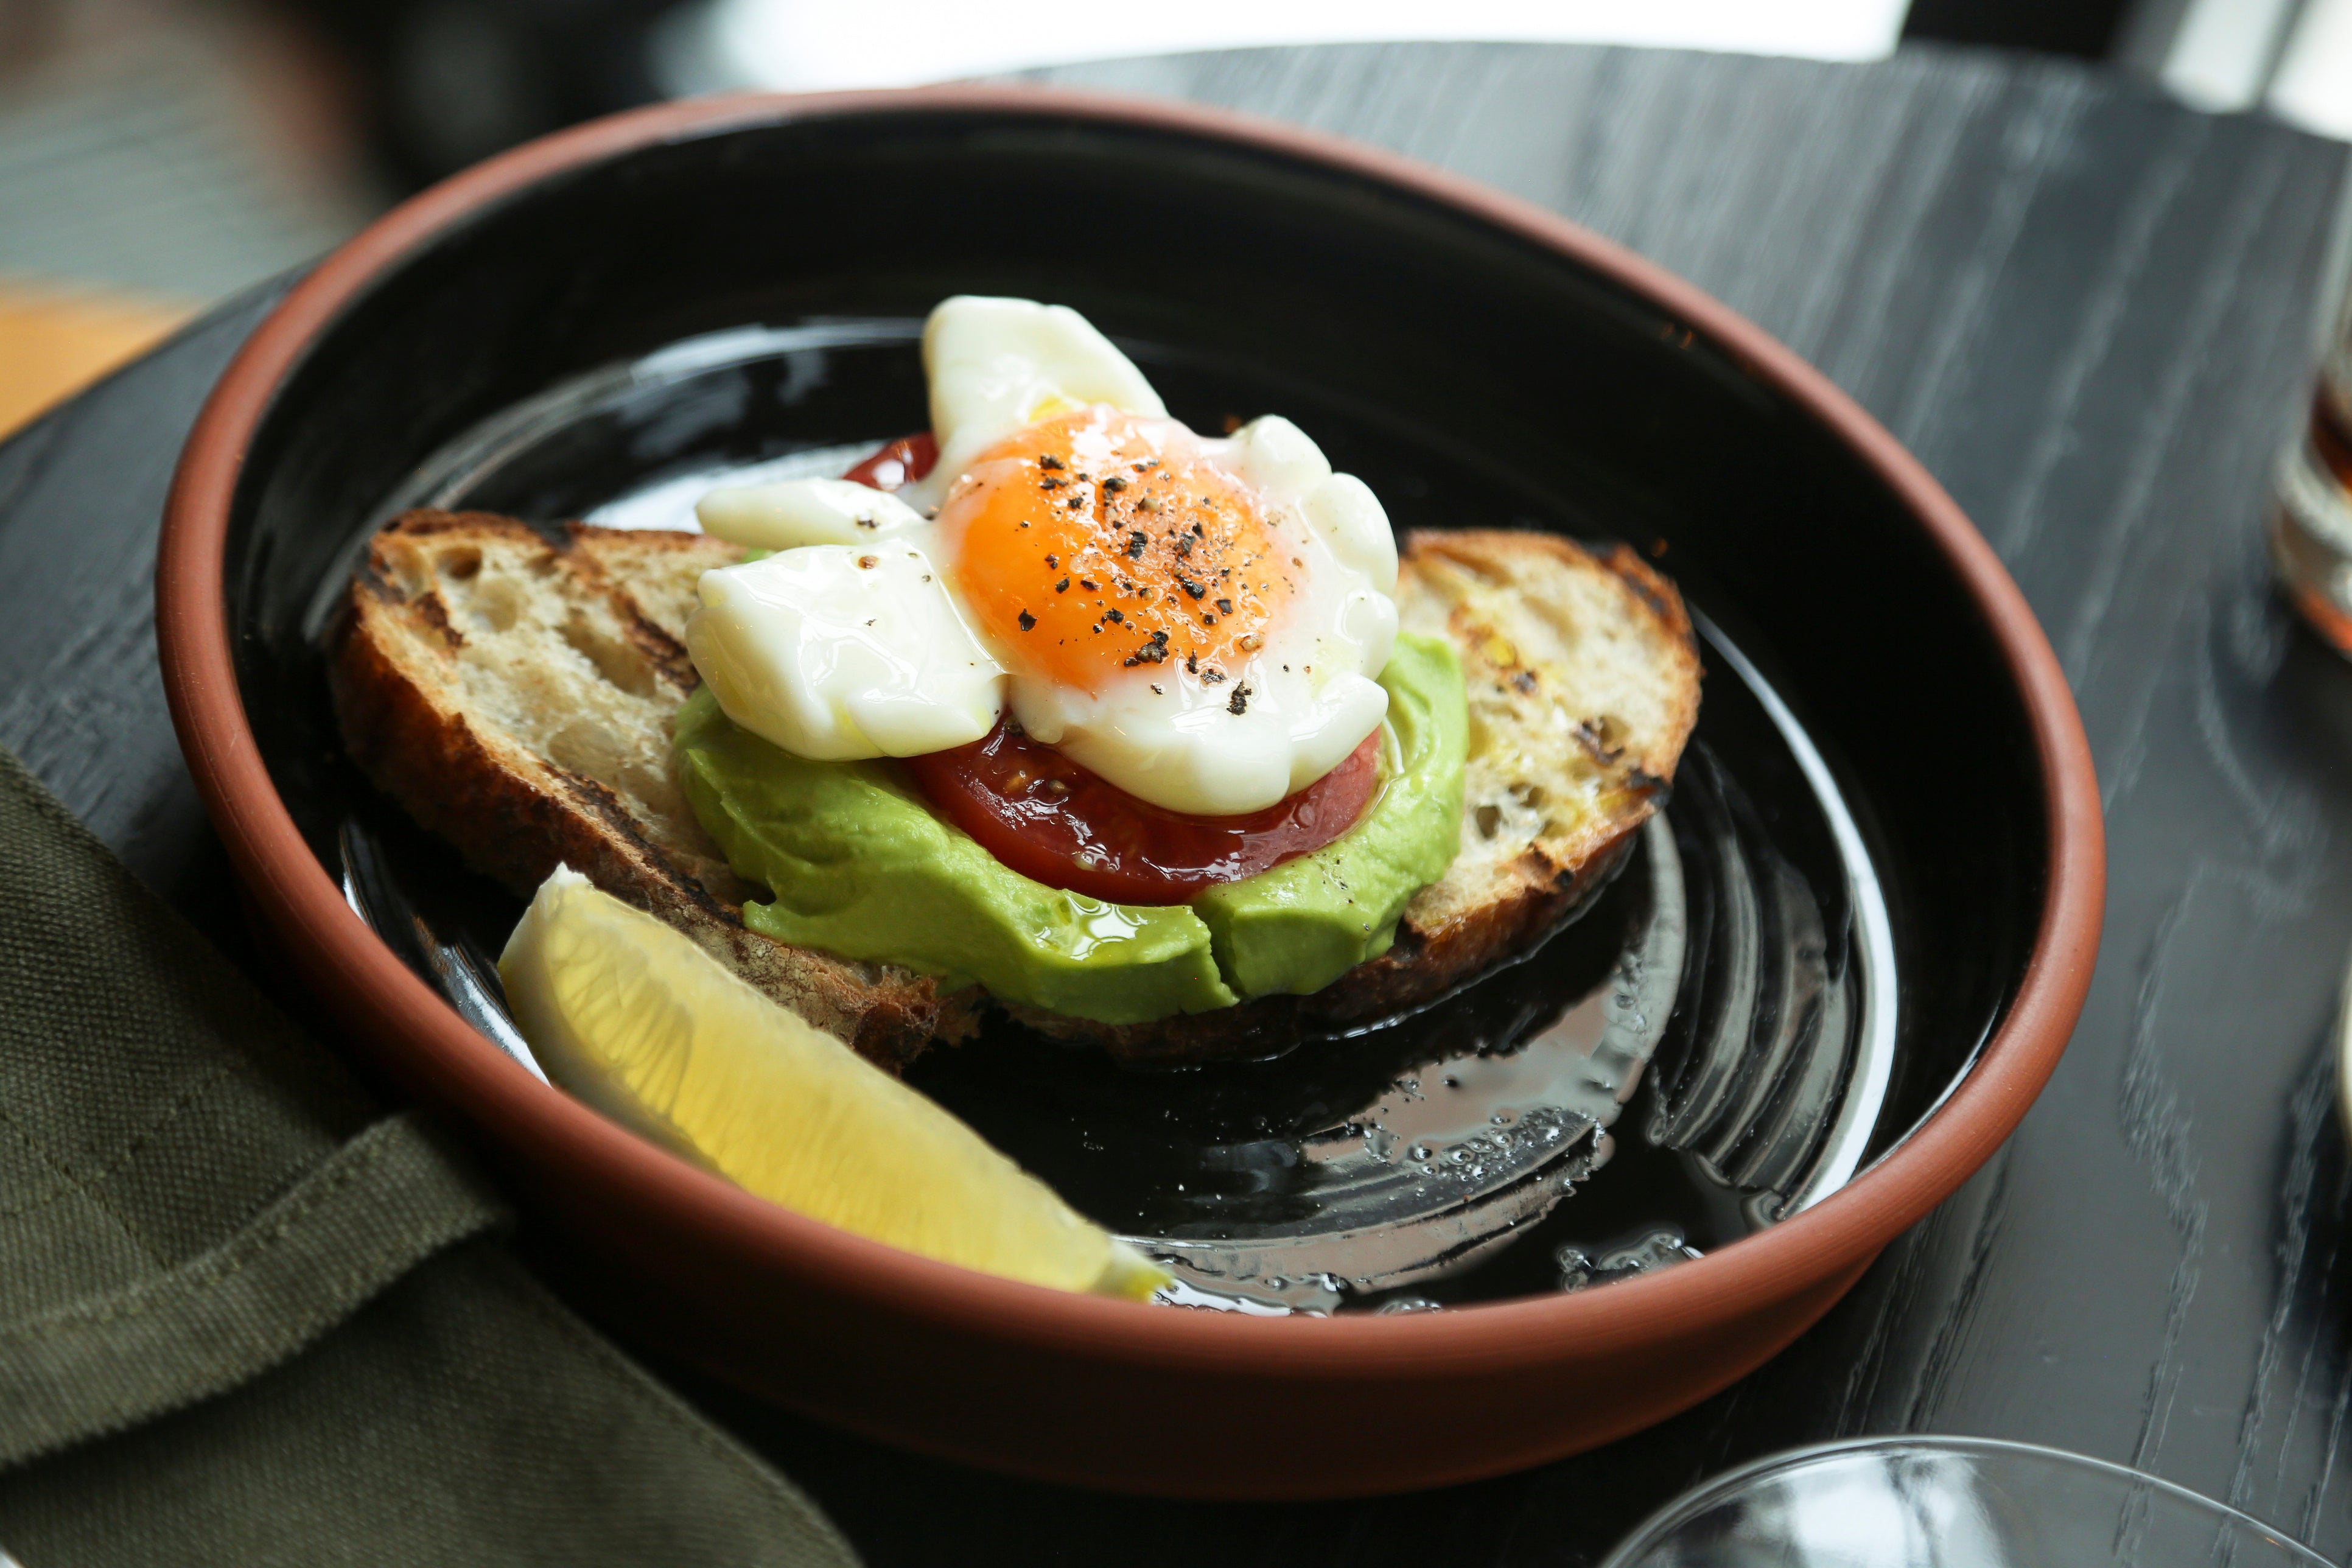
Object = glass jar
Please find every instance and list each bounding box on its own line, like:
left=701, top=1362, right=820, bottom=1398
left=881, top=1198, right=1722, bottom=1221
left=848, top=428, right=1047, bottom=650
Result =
left=2272, top=313, right=2352, bottom=653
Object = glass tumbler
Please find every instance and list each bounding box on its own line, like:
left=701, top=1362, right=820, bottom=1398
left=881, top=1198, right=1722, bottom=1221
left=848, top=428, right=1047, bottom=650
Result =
left=1600, top=1437, right=2327, bottom=1568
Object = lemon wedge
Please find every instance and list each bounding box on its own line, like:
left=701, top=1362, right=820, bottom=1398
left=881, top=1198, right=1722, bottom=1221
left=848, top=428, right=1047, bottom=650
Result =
left=499, top=867, right=1167, bottom=1300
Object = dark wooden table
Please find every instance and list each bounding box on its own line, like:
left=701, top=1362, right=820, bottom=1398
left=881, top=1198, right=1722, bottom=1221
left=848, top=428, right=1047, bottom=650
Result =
left=5, top=39, right=2348, bottom=1565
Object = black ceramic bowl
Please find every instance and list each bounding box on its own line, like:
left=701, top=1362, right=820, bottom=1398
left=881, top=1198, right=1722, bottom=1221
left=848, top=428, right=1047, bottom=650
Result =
left=159, top=87, right=2101, bottom=1497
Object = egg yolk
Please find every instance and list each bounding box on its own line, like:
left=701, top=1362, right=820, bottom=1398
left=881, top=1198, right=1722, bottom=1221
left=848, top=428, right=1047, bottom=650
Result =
left=939, top=407, right=1293, bottom=695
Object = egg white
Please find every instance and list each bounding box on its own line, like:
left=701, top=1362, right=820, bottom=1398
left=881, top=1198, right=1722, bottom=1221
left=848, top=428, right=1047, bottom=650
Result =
left=684, top=542, right=1004, bottom=761
left=685, top=296, right=1400, bottom=819
left=695, top=476, right=928, bottom=548
left=899, top=296, right=1165, bottom=515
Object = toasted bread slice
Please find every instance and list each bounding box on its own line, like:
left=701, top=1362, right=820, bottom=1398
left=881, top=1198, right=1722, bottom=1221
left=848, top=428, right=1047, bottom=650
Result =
left=330, top=510, right=978, bottom=1069
left=332, top=511, right=1698, bottom=1069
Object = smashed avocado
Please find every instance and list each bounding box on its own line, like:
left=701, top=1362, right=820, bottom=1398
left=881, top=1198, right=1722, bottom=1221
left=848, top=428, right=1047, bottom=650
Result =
left=673, top=634, right=1466, bottom=1025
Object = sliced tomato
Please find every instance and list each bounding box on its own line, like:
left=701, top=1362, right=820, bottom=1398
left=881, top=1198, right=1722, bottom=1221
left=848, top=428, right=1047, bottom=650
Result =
left=841, top=432, right=937, bottom=491
left=844, top=432, right=1376, bottom=903
left=901, top=723, right=1381, bottom=906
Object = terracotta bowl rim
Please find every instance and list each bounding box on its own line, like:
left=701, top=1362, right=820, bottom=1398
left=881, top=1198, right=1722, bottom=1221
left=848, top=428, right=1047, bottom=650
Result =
left=155, top=83, right=2105, bottom=1367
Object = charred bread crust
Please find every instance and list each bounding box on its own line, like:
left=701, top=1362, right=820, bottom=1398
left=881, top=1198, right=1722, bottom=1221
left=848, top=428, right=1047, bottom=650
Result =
left=329, top=509, right=975, bottom=1071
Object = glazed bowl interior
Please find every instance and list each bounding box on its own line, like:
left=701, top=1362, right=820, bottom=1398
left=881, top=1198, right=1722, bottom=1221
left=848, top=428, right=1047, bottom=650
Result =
left=233, top=102, right=2038, bottom=1111
left=174, top=93, right=2087, bottom=1493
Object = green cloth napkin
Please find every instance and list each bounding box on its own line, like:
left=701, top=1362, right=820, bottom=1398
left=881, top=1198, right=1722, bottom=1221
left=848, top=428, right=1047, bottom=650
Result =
left=0, top=748, right=858, bottom=1567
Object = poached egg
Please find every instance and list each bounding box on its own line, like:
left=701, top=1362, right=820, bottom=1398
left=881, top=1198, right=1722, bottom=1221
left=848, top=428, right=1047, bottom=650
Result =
left=684, top=296, right=1398, bottom=818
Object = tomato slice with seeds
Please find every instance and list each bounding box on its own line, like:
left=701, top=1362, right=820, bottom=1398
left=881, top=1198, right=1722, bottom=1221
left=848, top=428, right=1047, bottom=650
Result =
left=901, top=721, right=1381, bottom=906
left=841, top=432, right=1379, bottom=905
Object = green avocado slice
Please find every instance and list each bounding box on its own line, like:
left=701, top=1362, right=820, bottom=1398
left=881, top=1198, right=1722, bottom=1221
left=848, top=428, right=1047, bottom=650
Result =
left=674, top=634, right=1467, bottom=1025
left=1192, top=636, right=1467, bottom=998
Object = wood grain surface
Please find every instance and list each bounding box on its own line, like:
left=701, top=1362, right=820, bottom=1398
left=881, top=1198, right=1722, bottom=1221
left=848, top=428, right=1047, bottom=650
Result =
left=3, top=40, right=2348, bottom=1564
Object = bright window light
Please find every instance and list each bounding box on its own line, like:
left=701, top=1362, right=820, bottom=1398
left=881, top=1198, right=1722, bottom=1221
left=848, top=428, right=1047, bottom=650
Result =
left=2270, top=0, right=2352, bottom=139
left=662, top=0, right=1906, bottom=96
